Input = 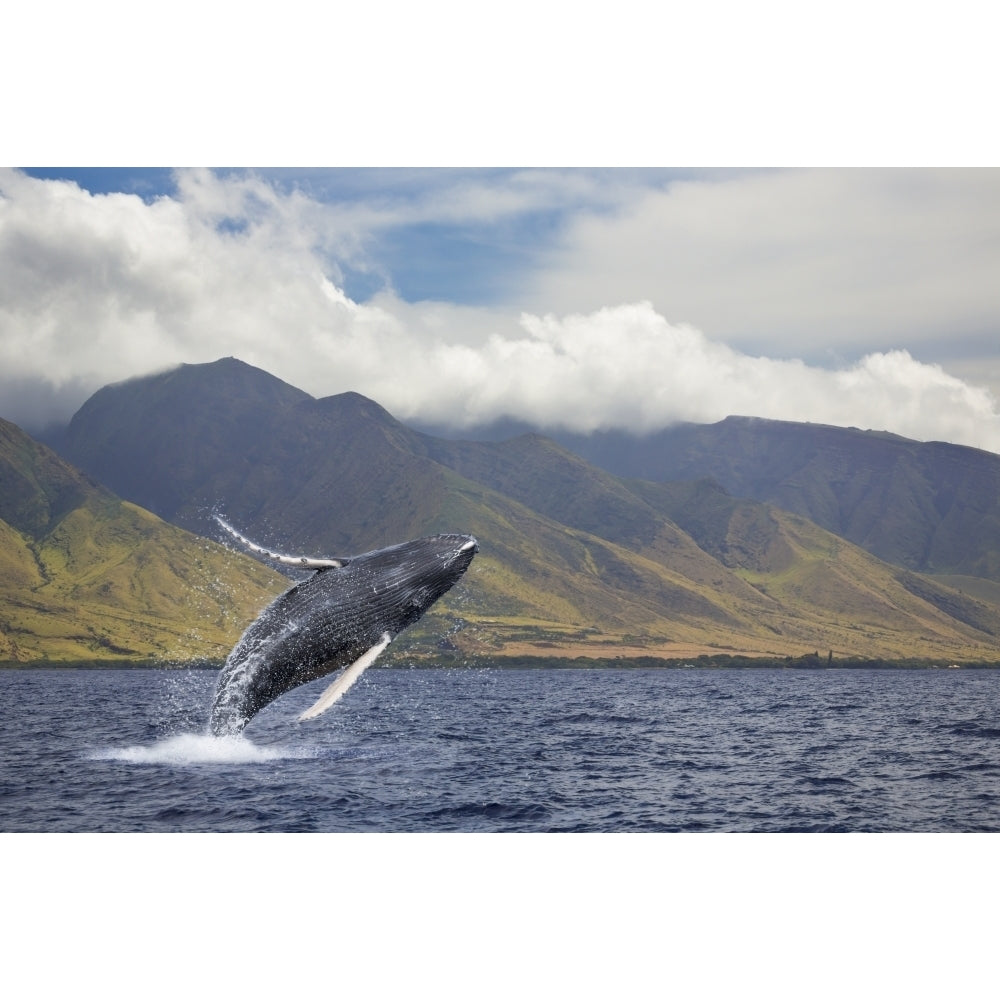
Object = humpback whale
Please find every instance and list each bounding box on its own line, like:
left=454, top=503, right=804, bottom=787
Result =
left=209, top=517, right=477, bottom=736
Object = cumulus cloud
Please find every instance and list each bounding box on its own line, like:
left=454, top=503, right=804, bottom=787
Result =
left=2, top=168, right=1000, bottom=455
left=376, top=303, right=1000, bottom=453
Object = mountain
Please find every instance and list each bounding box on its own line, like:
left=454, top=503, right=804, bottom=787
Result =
left=0, top=416, right=286, bottom=662
left=48, top=358, right=1000, bottom=663
left=630, top=477, right=1000, bottom=647
left=553, top=416, right=1000, bottom=585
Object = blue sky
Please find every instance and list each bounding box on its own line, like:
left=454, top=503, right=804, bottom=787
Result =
left=19, top=167, right=703, bottom=304
left=17, top=166, right=563, bottom=305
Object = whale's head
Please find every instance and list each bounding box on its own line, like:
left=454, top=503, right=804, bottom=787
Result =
left=349, top=533, right=478, bottom=631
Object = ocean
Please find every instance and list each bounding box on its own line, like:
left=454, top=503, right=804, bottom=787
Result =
left=3, top=664, right=999, bottom=833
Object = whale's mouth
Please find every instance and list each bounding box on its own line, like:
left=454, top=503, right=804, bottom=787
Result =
left=451, top=535, right=478, bottom=567
left=436, top=534, right=477, bottom=579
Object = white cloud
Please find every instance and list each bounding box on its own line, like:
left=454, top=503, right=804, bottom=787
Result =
left=2, top=168, right=1000, bottom=455
left=526, top=169, right=1000, bottom=362
left=375, top=303, right=1000, bottom=453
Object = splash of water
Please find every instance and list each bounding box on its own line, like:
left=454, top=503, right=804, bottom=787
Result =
left=89, top=733, right=318, bottom=765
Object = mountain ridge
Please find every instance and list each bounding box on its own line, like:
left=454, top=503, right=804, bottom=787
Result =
left=551, top=415, right=1000, bottom=582
left=31, top=357, right=1000, bottom=663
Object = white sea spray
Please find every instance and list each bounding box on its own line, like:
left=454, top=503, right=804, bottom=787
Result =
left=89, top=733, right=317, bottom=765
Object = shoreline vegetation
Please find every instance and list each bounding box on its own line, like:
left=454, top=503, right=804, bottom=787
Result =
left=4, top=652, right=1000, bottom=670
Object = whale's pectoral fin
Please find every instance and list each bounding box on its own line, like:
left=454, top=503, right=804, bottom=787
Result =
left=214, top=513, right=348, bottom=569
left=298, top=632, right=393, bottom=722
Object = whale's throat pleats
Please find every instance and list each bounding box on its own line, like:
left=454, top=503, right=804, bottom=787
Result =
left=297, top=632, right=393, bottom=721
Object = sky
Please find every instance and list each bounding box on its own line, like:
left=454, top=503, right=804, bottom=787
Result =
left=3, top=165, right=999, bottom=451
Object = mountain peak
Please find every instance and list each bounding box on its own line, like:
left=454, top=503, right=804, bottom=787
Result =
left=165, top=357, right=313, bottom=403
left=315, top=390, right=397, bottom=422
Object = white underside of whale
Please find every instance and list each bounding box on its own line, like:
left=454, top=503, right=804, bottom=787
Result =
left=298, top=632, right=392, bottom=721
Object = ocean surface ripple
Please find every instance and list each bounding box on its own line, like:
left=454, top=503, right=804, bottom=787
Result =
left=2, top=666, right=999, bottom=832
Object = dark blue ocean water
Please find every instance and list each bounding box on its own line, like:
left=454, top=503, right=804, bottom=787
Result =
left=2, top=665, right=1000, bottom=832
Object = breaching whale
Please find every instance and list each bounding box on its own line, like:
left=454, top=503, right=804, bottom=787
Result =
left=209, top=516, right=477, bottom=736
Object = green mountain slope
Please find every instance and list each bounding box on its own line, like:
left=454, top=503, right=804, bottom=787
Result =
left=0, top=418, right=287, bottom=662
left=628, top=477, right=1000, bottom=658
left=555, top=416, right=1000, bottom=583
left=46, top=358, right=1000, bottom=662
